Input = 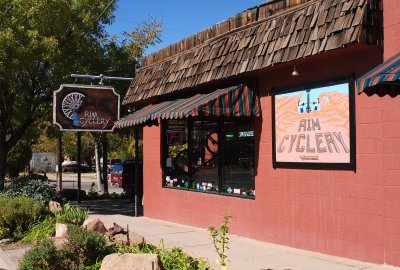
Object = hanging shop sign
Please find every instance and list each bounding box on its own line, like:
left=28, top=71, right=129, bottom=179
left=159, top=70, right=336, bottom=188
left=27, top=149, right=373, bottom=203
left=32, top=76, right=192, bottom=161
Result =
left=53, top=84, right=120, bottom=132
left=272, top=80, right=355, bottom=169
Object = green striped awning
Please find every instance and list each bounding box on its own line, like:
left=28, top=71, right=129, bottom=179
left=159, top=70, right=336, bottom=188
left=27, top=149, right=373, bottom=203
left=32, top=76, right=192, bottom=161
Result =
left=115, top=84, right=261, bottom=128
left=356, top=52, right=400, bottom=95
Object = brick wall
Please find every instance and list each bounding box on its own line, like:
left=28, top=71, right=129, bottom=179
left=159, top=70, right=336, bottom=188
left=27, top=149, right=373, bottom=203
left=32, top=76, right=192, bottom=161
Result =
left=383, top=0, right=400, bottom=60
left=140, top=44, right=400, bottom=265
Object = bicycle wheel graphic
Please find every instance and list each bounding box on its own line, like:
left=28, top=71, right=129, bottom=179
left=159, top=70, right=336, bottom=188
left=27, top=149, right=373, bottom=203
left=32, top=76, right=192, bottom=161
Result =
left=62, top=92, right=85, bottom=120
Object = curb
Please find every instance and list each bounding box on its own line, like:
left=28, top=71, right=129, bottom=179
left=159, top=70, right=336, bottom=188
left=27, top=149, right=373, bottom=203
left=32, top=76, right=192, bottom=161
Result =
left=0, top=247, right=17, bottom=270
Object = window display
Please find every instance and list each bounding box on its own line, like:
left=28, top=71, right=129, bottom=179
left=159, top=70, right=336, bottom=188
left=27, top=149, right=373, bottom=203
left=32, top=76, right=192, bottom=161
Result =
left=162, top=118, right=255, bottom=198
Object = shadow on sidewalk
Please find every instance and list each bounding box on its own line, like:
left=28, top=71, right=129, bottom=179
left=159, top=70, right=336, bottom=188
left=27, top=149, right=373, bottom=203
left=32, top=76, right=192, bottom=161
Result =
left=71, top=199, right=143, bottom=216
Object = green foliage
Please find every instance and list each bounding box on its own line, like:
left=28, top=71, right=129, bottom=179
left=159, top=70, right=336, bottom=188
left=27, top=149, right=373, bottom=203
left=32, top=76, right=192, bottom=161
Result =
left=0, top=0, right=162, bottom=184
left=62, top=225, right=110, bottom=268
left=19, top=239, right=61, bottom=270
left=20, top=225, right=111, bottom=270
left=0, top=226, right=10, bottom=239
left=84, top=260, right=102, bottom=270
left=0, top=196, right=45, bottom=240
left=55, top=203, right=88, bottom=226
left=3, top=177, right=60, bottom=204
left=87, top=191, right=128, bottom=200
left=117, top=240, right=210, bottom=270
left=6, top=138, right=32, bottom=178
left=21, top=204, right=88, bottom=244
left=123, top=16, right=162, bottom=62
left=208, top=214, right=232, bottom=269
left=20, top=215, right=56, bottom=244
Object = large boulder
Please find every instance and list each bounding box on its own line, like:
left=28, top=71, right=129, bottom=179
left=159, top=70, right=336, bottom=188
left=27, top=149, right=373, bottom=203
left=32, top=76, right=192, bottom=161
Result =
left=100, top=254, right=164, bottom=270
left=85, top=219, right=108, bottom=234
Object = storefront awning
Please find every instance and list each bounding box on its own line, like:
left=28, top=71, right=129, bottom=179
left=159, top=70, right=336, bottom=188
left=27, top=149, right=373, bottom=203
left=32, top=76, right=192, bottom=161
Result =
left=115, top=84, right=261, bottom=128
left=356, top=52, right=400, bottom=95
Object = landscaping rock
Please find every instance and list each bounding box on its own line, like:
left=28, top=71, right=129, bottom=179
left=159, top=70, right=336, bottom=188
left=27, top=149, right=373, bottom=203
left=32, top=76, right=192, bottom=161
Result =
left=100, top=253, right=164, bottom=270
left=0, top=238, right=12, bottom=244
left=48, top=201, right=62, bottom=213
left=83, top=218, right=94, bottom=228
left=128, top=232, right=145, bottom=246
left=113, top=233, right=128, bottom=245
left=85, top=219, right=108, bottom=234
left=108, top=222, right=125, bottom=236
left=55, top=223, right=68, bottom=238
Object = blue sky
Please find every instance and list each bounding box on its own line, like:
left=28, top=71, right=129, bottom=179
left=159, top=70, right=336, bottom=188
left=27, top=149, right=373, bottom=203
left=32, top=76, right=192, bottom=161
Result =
left=106, top=0, right=265, bottom=56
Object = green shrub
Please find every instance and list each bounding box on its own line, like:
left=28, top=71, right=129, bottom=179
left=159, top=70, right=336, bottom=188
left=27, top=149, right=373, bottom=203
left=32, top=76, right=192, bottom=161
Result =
left=56, top=204, right=88, bottom=226
left=3, top=178, right=61, bottom=204
left=21, top=204, right=88, bottom=244
left=20, top=215, right=56, bottom=244
left=0, top=196, right=45, bottom=240
left=20, top=225, right=111, bottom=270
left=19, top=239, right=61, bottom=270
left=62, top=225, right=110, bottom=267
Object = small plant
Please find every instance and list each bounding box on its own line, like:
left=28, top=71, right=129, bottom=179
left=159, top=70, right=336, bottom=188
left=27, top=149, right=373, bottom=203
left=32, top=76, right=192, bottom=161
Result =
left=56, top=203, right=88, bottom=225
left=0, top=196, right=45, bottom=240
left=20, top=215, right=56, bottom=244
left=19, top=239, right=61, bottom=270
left=21, top=204, right=88, bottom=244
left=117, top=240, right=210, bottom=270
left=208, top=213, right=232, bottom=270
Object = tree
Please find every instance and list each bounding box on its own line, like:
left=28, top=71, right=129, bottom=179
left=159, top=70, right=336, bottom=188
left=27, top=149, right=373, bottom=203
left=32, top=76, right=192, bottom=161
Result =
left=0, top=0, right=162, bottom=188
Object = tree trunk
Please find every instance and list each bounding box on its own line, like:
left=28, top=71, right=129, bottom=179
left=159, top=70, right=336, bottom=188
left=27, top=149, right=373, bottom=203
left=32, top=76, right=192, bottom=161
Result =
left=0, top=146, right=8, bottom=190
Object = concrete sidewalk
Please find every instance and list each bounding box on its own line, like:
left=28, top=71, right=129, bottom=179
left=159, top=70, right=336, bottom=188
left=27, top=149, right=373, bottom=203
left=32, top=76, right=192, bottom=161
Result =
left=83, top=200, right=400, bottom=270
left=1, top=199, right=399, bottom=270
left=0, top=247, right=18, bottom=270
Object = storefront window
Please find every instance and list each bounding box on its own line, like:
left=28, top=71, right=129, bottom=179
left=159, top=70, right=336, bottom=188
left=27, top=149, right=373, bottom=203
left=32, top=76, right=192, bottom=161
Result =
left=191, top=120, right=219, bottom=192
left=163, top=118, right=255, bottom=198
left=222, top=121, right=255, bottom=196
left=164, top=120, right=189, bottom=188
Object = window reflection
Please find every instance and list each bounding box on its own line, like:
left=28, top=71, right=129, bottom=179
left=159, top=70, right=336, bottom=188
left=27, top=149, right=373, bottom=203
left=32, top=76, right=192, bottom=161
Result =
left=163, top=118, right=255, bottom=198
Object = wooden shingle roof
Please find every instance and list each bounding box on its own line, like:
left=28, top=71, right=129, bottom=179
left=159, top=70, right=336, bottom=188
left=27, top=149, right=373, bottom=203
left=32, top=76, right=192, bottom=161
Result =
left=124, top=0, right=382, bottom=105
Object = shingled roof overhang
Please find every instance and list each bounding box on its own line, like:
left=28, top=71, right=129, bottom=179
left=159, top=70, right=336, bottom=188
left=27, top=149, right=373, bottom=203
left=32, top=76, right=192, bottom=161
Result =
left=123, top=0, right=382, bottom=106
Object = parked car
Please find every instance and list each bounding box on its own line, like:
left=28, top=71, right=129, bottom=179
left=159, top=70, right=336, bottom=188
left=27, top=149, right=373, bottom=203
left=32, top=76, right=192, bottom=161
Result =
left=110, top=160, right=143, bottom=194
left=62, top=161, right=90, bottom=173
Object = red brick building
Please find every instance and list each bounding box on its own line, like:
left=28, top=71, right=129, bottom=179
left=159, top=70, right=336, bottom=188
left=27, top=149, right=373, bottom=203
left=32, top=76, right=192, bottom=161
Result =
left=117, top=0, right=400, bottom=266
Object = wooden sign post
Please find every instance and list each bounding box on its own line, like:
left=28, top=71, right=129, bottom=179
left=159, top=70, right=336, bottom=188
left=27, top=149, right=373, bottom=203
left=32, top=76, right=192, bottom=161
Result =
left=53, top=84, right=120, bottom=202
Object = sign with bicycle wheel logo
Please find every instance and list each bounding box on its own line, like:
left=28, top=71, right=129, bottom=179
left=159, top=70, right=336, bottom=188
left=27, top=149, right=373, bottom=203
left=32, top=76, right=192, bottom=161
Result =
left=53, top=84, right=120, bottom=132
